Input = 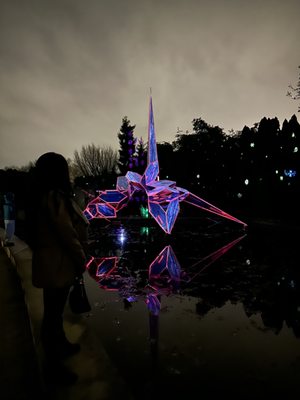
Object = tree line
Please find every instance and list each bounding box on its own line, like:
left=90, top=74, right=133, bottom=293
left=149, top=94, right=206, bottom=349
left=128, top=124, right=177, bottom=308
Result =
left=1, top=112, right=300, bottom=222
left=1, top=67, right=300, bottom=223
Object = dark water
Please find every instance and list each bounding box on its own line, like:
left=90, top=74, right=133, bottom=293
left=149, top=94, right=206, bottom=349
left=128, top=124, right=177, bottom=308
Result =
left=84, top=218, right=300, bottom=399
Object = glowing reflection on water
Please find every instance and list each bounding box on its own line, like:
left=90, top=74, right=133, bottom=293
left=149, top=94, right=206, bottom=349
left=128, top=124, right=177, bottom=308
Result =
left=84, top=223, right=300, bottom=399
left=86, top=232, right=246, bottom=316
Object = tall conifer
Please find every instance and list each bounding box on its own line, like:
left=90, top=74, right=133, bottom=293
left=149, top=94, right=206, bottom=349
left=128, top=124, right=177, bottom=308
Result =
left=117, top=117, right=136, bottom=175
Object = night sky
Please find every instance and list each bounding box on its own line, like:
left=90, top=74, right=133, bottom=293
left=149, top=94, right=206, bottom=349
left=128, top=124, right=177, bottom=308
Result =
left=0, top=0, right=299, bottom=168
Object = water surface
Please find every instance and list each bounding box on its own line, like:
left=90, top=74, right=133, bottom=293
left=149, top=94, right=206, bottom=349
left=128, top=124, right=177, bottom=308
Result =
left=84, top=218, right=300, bottom=399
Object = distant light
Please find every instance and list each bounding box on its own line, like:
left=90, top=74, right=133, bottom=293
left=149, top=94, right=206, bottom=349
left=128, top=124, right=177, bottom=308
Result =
left=292, top=133, right=296, bottom=138
left=196, top=174, right=200, bottom=179
left=250, top=142, right=255, bottom=147
left=294, top=147, right=298, bottom=153
left=246, top=259, right=251, bottom=265
left=244, top=179, right=249, bottom=185
left=166, top=175, right=169, bottom=179
left=290, top=280, right=295, bottom=288
left=237, top=193, right=242, bottom=198
left=284, top=169, right=296, bottom=178
left=140, top=226, right=149, bottom=236
left=140, top=205, right=149, bottom=218
left=265, top=155, right=268, bottom=158
left=275, top=170, right=279, bottom=174
left=118, top=227, right=127, bottom=245
left=280, top=176, right=284, bottom=181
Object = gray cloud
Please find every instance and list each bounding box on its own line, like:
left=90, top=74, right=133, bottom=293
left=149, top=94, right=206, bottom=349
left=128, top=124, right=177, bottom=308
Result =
left=0, top=0, right=299, bottom=168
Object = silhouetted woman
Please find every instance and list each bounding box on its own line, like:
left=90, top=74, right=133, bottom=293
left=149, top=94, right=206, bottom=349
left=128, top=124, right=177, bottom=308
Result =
left=28, top=152, right=89, bottom=382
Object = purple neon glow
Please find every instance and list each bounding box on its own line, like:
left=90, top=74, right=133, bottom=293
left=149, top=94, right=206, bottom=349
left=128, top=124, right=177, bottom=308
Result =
left=149, top=245, right=181, bottom=282
left=146, top=293, right=161, bottom=316
left=83, top=97, right=247, bottom=233
left=86, top=233, right=246, bottom=314
left=148, top=97, right=158, bottom=167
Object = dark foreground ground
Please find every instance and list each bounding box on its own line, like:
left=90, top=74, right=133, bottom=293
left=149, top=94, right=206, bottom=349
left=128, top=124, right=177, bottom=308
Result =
left=0, top=247, right=43, bottom=400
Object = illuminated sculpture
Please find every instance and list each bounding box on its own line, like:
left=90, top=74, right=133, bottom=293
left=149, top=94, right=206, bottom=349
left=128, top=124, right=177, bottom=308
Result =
left=84, top=97, right=247, bottom=233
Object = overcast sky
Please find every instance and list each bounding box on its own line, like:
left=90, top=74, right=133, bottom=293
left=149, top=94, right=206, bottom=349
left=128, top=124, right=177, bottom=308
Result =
left=0, top=0, right=299, bottom=168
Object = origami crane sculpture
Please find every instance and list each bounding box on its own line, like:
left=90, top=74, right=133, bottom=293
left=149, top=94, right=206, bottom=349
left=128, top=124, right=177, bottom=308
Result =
left=84, top=97, right=247, bottom=233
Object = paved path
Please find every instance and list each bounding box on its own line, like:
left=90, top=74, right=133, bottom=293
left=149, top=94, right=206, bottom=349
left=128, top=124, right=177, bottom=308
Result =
left=0, top=247, right=43, bottom=400
left=0, top=228, right=133, bottom=400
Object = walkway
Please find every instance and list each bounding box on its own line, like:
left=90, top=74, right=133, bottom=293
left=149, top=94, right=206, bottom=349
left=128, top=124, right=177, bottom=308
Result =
left=0, top=228, right=133, bottom=400
left=0, top=247, right=43, bottom=400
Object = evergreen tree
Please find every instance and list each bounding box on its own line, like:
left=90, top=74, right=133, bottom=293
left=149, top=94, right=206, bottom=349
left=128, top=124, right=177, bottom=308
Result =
left=280, top=115, right=300, bottom=176
left=134, top=137, right=147, bottom=174
left=157, top=142, right=174, bottom=180
left=173, top=117, right=226, bottom=196
left=117, top=117, right=136, bottom=175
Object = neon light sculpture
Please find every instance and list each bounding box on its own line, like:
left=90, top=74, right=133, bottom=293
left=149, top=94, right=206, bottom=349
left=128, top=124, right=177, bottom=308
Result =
left=84, top=97, right=247, bottom=233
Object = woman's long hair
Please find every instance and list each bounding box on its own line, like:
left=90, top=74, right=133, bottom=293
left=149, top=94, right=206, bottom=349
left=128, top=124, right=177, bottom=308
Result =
left=25, top=152, right=73, bottom=247
left=34, top=152, right=72, bottom=195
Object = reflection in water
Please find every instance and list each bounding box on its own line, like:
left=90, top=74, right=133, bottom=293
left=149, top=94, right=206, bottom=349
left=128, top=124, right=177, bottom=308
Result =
left=259, top=274, right=300, bottom=337
left=85, top=223, right=300, bottom=398
left=117, top=226, right=127, bottom=246
left=86, top=233, right=246, bottom=316
left=86, top=223, right=300, bottom=341
left=86, top=232, right=247, bottom=363
left=87, top=228, right=246, bottom=366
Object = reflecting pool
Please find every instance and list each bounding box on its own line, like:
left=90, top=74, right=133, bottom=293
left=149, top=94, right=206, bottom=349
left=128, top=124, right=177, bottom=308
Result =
left=84, top=218, right=300, bottom=399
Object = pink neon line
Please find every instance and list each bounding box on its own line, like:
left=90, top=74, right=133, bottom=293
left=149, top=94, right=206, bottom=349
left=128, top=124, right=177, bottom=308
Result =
left=187, top=234, right=247, bottom=282
left=184, top=193, right=247, bottom=226
left=86, top=256, right=95, bottom=270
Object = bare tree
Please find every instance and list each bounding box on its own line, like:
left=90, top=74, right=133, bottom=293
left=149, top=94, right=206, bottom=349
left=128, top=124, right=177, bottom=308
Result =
left=73, top=144, right=119, bottom=177
left=287, top=65, right=300, bottom=112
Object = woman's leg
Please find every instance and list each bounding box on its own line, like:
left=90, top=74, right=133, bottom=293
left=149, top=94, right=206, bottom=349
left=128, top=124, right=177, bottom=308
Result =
left=41, top=286, right=70, bottom=352
left=41, top=286, right=79, bottom=384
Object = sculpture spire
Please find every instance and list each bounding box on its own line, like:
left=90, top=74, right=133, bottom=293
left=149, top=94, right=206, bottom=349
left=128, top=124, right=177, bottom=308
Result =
left=143, top=94, right=159, bottom=184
